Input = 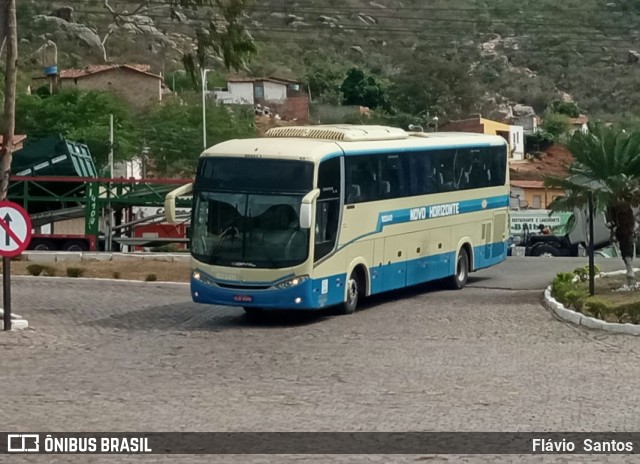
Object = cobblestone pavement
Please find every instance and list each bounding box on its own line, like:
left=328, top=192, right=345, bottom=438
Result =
left=2, top=257, right=640, bottom=463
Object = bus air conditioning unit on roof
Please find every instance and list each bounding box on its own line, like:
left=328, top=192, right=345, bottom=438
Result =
left=265, top=125, right=409, bottom=142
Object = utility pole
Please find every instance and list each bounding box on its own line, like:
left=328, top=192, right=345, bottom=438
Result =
left=1, top=0, right=17, bottom=331
left=0, top=0, right=17, bottom=202
left=106, top=114, right=114, bottom=252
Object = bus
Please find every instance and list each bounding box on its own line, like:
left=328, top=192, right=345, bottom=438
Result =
left=165, top=125, right=510, bottom=315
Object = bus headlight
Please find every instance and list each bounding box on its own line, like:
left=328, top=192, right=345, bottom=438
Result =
left=192, top=270, right=216, bottom=286
left=275, top=276, right=309, bottom=289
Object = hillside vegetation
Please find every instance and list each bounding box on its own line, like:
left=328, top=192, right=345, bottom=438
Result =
left=15, top=0, right=640, bottom=127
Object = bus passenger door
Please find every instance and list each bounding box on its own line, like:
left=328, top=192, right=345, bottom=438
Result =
left=382, top=235, right=407, bottom=291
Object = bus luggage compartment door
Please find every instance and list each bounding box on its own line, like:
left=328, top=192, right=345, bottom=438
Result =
left=382, top=235, right=407, bottom=292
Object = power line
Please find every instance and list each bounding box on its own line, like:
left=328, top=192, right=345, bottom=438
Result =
left=56, top=0, right=640, bottom=14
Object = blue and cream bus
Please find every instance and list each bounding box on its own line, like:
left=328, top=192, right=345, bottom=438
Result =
left=165, top=125, right=509, bottom=314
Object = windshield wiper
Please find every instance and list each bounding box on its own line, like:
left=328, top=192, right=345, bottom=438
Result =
left=208, top=226, right=239, bottom=263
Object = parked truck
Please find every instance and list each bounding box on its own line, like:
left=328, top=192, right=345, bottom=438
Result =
left=511, top=208, right=610, bottom=257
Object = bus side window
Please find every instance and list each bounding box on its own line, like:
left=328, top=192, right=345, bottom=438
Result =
left=315, top=157, right=341, bottom=261
left=345, top=156, right=379, bottom=203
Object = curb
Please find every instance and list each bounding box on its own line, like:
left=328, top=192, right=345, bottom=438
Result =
left=544, top=268, right=640, bottom=336
left=0, top=309, right=29, bottom=331
left=20, top=251, right=191, bottom=264
left=11, top=275, right=190, bottom=286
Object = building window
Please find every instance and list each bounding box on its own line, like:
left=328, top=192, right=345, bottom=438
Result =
left=254, top=84, right=264, bottom=98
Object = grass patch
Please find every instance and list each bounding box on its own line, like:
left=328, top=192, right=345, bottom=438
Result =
left=550, top=265, right=640, bottom=323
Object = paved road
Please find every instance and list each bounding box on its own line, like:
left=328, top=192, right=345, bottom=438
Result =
left=2, top=256, right=640, bottom=463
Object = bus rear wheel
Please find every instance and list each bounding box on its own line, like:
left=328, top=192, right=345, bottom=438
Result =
left=448, top=248, right=469, bottom=290
left=342, top=270, right=362, bottom=315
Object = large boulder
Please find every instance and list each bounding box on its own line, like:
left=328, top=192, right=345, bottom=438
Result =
left=49, top=6, right=74, bottom=22
left=513, top=104, right=536, bottom=117
left=34, top=15, right=103, bottom=51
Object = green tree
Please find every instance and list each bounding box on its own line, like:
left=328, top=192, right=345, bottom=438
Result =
left=545, top=123, right=640, bottom=285
left=142, top=101, right=256, bottom=176
left=340, top=68, right=389, bottom=110
left=15, top=90, right=139, bottom=171
left=305, top=62, right=345, bottom=104
left=389, top=52, right=480, bottom=119
left=548, top=100, right=581, bottom=118
left=541, top=112, right=572, bottom=140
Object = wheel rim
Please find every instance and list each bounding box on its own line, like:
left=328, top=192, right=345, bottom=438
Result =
left=347, top=278, right=358, bottom=307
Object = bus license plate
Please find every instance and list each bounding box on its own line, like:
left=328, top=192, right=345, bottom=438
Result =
left=233, top=295, right=253, bottom=302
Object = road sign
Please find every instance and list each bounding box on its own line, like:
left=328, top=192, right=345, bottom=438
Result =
left=0, top=201, right=31, bottom=257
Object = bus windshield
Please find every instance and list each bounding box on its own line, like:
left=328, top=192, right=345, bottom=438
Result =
left=191, top=158, right=314, bottom=269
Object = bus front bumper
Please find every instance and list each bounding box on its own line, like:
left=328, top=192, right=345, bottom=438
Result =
left=191, top=274, right=322, bottom=310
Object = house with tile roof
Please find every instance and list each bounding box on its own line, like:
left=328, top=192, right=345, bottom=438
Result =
left=33, top=64, right=164, bottom=109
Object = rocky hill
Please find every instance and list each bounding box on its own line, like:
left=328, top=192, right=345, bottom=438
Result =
left=16, top=0, right=640, bottom=126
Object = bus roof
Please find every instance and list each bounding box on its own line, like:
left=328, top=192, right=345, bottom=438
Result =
left=201, top=125, right=507, bottom=162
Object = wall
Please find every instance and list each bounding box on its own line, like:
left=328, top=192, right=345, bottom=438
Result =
left=509, top=126, right=525, bottom=160
left=482, top=118, right=511, bottom=135
left=228, top=82, right=254, bottom=104
left=258, top=96, right=310, bottom=122
left=263, top=81, right=287, bottom=101
left=517, top=187, right=564, bottom=209
left=65, top=68, right=162, bottom=109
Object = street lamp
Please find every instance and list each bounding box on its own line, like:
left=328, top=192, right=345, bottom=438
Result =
left=201, top=68, right=214, bottom=149
left=432, top=116, right=439, bottom=132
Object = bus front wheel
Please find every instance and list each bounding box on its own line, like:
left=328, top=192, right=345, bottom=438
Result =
left=448, top=248, right=469, bottom=290
left=342, top=270, right=362, bottom=315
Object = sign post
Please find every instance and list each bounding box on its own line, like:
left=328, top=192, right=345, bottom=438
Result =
left=0, top=201, right=31, bottom=330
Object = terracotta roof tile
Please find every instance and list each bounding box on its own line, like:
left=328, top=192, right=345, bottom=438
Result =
left=60, top=64, right=158, bottom=79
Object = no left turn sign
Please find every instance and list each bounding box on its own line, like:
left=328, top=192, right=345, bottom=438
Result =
left=0, top=201, right=32, bottom=257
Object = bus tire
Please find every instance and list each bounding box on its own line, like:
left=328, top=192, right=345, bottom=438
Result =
left=531, top=244, right=560, bottom=257
left=342, top=270, right=363, bottom=315
left=448, top=248, right=469, bottom=290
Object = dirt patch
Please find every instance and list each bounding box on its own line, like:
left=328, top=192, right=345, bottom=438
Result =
left=510, top=143, right=574, bottom=180
left=8, top=260, right=191, bottom=282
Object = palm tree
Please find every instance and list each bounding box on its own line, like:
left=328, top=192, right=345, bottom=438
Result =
left=544, top=123, right=640, bottom=286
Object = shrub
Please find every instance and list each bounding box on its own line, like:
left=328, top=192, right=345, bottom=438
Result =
left=551, top=272, right=576, bottom=303
left=66, top=267, right=86, bottom=278
left=564, top=289, right=588, bottom=311
left=573, top=265, right=601, bottom=282
left=41, top=265, right=57, bottom=276
left=145, top=273, right=158, bottom=282
left=26, top=264, right=44, bottom=276
left=112, top=271, right=121, bottom=279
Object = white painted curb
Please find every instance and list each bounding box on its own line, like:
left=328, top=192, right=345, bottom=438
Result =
left=0, top=308, right=28, bottom=331
left=12, top=275, right=189, bottom=286
left=21, top=251, right=191, bottom=264
left=544, top=268, right=640, bottom=336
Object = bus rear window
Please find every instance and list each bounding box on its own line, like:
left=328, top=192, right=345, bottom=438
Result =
left=196, top=157, right=314, bottom=192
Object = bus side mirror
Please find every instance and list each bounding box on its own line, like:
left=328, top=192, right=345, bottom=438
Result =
left=300, top=189, right=320, bottom=229
left=165, top=183, right=193, bottom=224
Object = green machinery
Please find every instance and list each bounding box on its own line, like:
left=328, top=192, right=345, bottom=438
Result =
left=9, top=135, right=192, bottom=251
